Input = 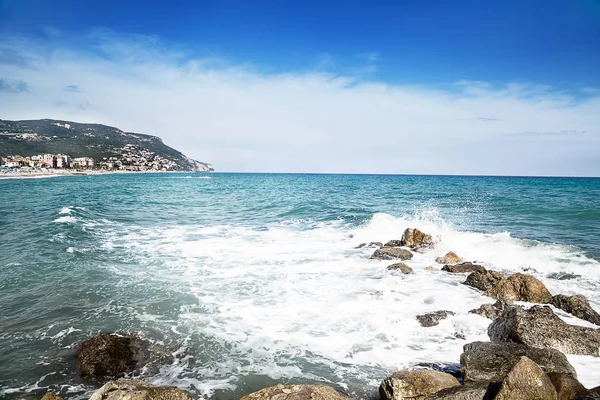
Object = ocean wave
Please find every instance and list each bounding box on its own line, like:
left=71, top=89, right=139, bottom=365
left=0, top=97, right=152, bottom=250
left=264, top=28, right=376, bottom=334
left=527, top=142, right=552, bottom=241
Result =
left=52, top=216, right=78, bottom=224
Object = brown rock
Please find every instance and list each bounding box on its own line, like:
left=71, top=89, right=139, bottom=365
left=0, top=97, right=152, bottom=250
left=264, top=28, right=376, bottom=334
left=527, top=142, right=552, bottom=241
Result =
left=552, top=294, right=600, bottom=326
left=547, top=372, right=590, bottom=400
left=400, top=228, right=433, bottom=249
left=425, top=266, right=435, bottom=271
left=41, top=393, right=64, bottom=400
left=464, top=270, right=504, bottom=291
left=493, top=356, right=557, bottom=400
left=89, top=378, right=193, bottom=400
left=484, top=273, right=553, bottom=304
left=442, top=262, right=486, bottom=274
left=379, top=370, right=459, bottom=400
left=241, top=384, right=346, bottom=400
left=387, top=263, right=414, bottom=274
left=488, top=305, right=600, bottom=356
left=469, top=300, right=515, bottom=320
left=435, top=252, right=461, bottom=265
left=416, top=310, right=455, bottom=327
left=371, top=247, right=414, bottom=261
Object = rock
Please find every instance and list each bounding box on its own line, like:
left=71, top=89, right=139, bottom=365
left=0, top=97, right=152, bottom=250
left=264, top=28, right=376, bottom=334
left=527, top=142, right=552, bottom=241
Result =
left=412, top=362, right=462, bottom=381
left=552, top=294, right=600, bottom=326
left=442, top=262, right=486, bottom=274
left=357, top=242, right=383, bottom=249
left=488, top=305, right=600, bottom=356
left=41, top=393, right=64, bottom=400
left=89, top=378, right=193, bottom=400
left=548, top=272, right=581, bottom=281
left=387, top=263, right=414, bottom=274
left=371, top=247, right=413, bottom=261
left=435, top=252, right=461, bottom=265
left=384, top=240, right=403, bottom=247
left=460, top=341, right=577, bottom=383
left=400, top=228, right=433, bottom=249
left=427, top=382, right=500, bottom=400
left=591, top=387, right=600, bottom=396
left=240, top=384, right=346, bottom=400
left=469, top=300, right=514, bottom=320
left=76, top=333, right=173, bottom=380
left=463, top=270, right=504, bottom=292
left=425, top=266, right=435, bottom=271
left=546, top=372, right=590, bottom=400
left=379, top=370, right=459, bottom=400
left=416, top=310, right=455, bottom=327
left=484, top=273, right=553, bottom=304
left=493, top=356, right=558, bottom=400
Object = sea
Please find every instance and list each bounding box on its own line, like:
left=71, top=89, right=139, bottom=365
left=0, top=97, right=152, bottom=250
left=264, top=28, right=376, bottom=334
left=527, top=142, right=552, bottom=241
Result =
left=1, top=173, right=599, bottom=399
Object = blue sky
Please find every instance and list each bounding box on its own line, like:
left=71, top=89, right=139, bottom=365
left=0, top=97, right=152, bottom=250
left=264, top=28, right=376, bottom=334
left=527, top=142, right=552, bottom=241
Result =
left=0, top=0, right=599, bottom=175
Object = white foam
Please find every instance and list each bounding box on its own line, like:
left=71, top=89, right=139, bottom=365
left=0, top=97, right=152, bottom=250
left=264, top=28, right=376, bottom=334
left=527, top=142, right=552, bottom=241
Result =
left=53, top=216, right=78, bottom=224
left=59, top=207, right=73, bottom=214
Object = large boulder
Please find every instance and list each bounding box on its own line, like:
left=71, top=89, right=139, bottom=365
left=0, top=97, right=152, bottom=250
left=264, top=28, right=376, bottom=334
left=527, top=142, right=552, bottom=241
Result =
left=427, top=382, right=500, bottom=400
left=387, top=263, right=414, bottom=274
left=76, top=333, right=173, bottom=380
left=488, top=306, right=600, bottom=356
left=463, top=270, right=504, bottom=292
left=400, top=228, right=433, bottom=249
left=379, top=370, right=459, bottom=400
left=460, top=341, right=576, bottom=384
left=484, top=273, right=553, bottom=304
left=442, top=262, right=486, bottom=274
left=547, top=373, right=591, bottom=400
left=416, top=310, right=455, bottom=327
left=493, top=356, right=558, bottom=400
left=89, top=378, right=192, bottom=400
left=371, top=247, right=413, bottom=261
left=435, top=252, right=461, bottom=265
left=552, top=294, right=600, bottom=326
left=469, top=300, right=514, bottom=320
left=241, top=384, right=346, bottom=400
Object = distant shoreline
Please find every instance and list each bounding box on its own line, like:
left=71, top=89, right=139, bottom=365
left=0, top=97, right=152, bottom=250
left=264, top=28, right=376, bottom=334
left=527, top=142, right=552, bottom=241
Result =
left=0, top=170, right=208, bottom=180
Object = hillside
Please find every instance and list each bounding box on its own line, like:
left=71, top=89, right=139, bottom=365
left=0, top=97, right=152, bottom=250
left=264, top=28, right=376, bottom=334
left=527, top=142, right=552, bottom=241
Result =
left=0, top=119, right=213, bottom=171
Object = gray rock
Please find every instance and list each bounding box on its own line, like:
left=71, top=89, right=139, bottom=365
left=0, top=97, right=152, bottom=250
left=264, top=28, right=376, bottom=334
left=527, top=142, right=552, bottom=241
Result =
left=416, top=310, right=455, bottom=327
left=463, top=270, right=504, bottom=292
left=460, top=341, right=577, bottom=384
left=548, top=272, right=581, bottom=281
left=442, top=263, right=486, bottom=274
left=551, top=294, right=600, bottom=325
left=387, top=263, right=414, bottom=274
left=89, top=378, right=192, bottom=400
left=384, top=240, right=403, bottom=247
left=488, top=306, right=600, bottom=356
left=241, top=384, right=347, bottom=400
left=469, top=300, right=514, bottom=320
left=484, top=273, right=553, bottom=304
left=493, top=356, right=558, bottom=400
left=400, top=228, right=433, bottom=249
left=356, top=242, right=383, bottom=249
left=427, top=382, right=500, bottom=400
left=379, top=370, right=459, bottom=400
left=371, top=247, right=413, bottom=261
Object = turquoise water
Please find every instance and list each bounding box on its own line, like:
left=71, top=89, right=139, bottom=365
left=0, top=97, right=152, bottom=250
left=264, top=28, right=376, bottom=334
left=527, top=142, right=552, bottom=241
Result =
left=1, top=173, right=600, bottom=399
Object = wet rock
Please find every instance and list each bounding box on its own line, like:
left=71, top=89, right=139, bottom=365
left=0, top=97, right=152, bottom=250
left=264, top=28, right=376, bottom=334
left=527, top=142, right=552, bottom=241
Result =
left=427, top=382, right=500, bottom=400
left=76, top=333, right=173, bottom=380
left=460, top=341, right=576, bottom=383
left=356, top=242, right=383, bottom=249
left=548, top=272, right=581, bottom=281
left=371, top=247, right=413, bottom=261
left=493, top=356, right=558, bottom=400
left=384, top=240, right=403, bottom=247
left=412, top=362, right=462, bottom=381
left=551, top=294, right=600, bottom=326
left=387, top=263, right=414, bottom=274
left=400, top=228, right=433, bottom=249
left=416, top=310, right=455, bottom=327
left=89, top=378, right=192, bottom=400
left=469, top=300, right=514, bottom=320
left=463, top=270, right=504, bottom=292
left=488, top=305, right=600, bottom=356
left=484, top=273, right=553, bottom=304
left=547, top=372, right=590, bottom=400
left=442, top=262, right=486, bottom=274
left=379, top=370, right=459, bottom=400
left=241, top=384, right=347, bottom=400
left=425, top=266, right=435, bottom=271
left=41, top=393, right=64, bottom=400
left=435, top=252, right=461, bottom=265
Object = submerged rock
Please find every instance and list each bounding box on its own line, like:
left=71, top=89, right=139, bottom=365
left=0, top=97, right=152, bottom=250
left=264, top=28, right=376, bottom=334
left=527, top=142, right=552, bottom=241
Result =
left=379, top=370, right=459, bottom=400
left=435, top=252, right=461, bottom=265
left=484, top=273, right=553, bottom=304
left=400, top=228, right=433, bottom=249
left=488, top=306, right=600, bottom=356
left=241, top=384, right=346, bottom=400
left=356, top=242, right=383, bottom=249
left=460, top=341, right=576, bottom=383
left=551, top=294, right=600, bottom=325
left=371, top=247, right=413, bottom=261
left=469, top=300, right=514, bottom=320
left=416, top=310, right=455, bottom=327
left=384, top=240, right=403, bottom=247
left=442, top=262, right=486, bottom=274
left=89, top=378, right=192, bottom=400
left=493, top=356, right=558, bottom=400
left=547, top=372, right=591, bottom=400
left=548, top=272, right=582, bottom=281
left=41, top=393, right=64, bottom=400
left=463, top=270, right=504, bottom=292
left=387, top=263, right=414, bottom=274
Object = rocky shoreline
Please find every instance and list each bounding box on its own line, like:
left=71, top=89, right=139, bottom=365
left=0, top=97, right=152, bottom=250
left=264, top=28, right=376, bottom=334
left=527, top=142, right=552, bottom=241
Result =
left=38, top=228, right=600, bottom=400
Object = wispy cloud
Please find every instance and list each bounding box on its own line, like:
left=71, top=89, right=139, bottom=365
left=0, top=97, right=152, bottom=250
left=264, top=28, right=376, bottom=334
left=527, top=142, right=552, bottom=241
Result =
left=0, top=32, right=599, bottom=176
left=65, top=84, right=81, bottom=92
left=0, top=79, right=29, bottom=93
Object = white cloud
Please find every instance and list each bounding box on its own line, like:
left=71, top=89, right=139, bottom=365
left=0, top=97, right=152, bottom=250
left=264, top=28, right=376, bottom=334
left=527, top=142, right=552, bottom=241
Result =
left=0, top=32, right=599, bottom=176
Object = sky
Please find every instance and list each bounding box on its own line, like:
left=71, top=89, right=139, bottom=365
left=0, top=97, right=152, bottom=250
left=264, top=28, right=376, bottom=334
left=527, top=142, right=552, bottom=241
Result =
left=0, top=0, right=599, bottom=175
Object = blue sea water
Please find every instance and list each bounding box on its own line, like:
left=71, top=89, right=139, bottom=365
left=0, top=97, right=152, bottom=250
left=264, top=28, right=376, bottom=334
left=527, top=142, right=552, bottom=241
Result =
left=1, top=173, right=599, bottom=399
